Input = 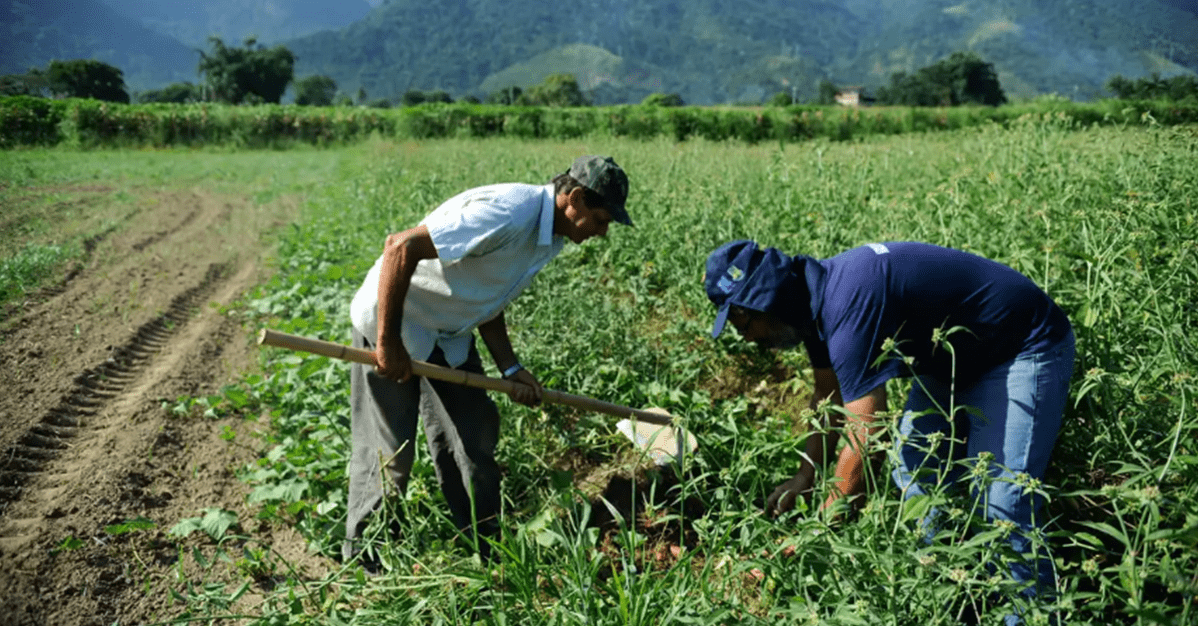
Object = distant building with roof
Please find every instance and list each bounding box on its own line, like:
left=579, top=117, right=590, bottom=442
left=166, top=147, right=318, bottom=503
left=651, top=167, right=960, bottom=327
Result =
left=835, top=87, right=875, bottom=107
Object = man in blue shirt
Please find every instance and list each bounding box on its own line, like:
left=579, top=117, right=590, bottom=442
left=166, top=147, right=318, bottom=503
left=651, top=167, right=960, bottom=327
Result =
left=705, top=240, right=1075, bottom=611
left=346, top=156, right=632, bottom=569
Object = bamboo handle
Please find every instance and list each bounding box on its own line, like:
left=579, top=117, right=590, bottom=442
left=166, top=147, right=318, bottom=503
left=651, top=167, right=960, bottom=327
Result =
left=257, top=329, right=672, bottom=425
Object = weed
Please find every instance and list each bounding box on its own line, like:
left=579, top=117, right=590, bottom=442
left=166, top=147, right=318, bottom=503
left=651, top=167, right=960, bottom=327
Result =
left=37, top=125, right=1196, bottom=624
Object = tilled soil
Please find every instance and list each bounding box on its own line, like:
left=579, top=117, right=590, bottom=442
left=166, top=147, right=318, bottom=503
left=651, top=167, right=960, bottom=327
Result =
left=0, top=186, right=324, bottom=625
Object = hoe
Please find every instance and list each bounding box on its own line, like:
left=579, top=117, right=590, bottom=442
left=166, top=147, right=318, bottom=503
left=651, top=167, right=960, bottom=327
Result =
left=257, top=329, right=698, bottom=465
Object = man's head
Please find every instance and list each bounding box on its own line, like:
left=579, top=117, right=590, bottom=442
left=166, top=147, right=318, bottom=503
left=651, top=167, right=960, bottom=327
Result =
left=552, top=155, right=632, bottom=244
left=705, top=240, right=809, bottom=348
left=726, top=305, right=805, bottom=350
left=555, top=155, right=632, bottom=225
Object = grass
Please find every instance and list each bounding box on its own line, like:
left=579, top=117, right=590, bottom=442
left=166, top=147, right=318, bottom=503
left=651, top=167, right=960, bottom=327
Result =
left=5, top=119, right=1196, bottom=624
left=0, top=242, right=75, bottom=305
left=0, top=146, right=350, bottom=312
left=227, top=123, right=1196, bottom=624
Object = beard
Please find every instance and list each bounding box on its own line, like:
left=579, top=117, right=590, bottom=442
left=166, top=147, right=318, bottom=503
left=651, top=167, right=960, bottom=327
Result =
left=755, top=321, right=803, bottom=351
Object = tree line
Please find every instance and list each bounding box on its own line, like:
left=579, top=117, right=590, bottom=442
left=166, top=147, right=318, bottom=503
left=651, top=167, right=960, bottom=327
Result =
left=0, top=37, right=610, bottom=108
left=3, top=41, right=1192, bottom=108
left=1106, top=73, right=1198, bottom=101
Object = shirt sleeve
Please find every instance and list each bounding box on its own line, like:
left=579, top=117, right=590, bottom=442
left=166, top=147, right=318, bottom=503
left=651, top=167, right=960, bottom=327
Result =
left=423, top=194, right=517, bottom=264
left=825, top=280, right=904, bottom=403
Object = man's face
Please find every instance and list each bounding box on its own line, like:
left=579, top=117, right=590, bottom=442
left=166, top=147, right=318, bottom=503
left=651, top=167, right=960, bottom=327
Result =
left=559, top=188, right=613, bottom=244
left=728, top=307, right=803, bottom=350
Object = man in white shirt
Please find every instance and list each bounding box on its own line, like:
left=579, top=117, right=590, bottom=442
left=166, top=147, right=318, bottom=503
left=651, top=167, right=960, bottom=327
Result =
left=345, top=155, right=632, bottom=568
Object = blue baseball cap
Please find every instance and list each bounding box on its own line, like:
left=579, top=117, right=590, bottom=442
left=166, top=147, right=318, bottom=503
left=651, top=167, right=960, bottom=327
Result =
left=704, top=240, right=797, bottom=338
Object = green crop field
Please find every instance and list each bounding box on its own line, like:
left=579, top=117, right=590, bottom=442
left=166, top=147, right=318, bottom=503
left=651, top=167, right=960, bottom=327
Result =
left=4, top=117, right=1196, bottom=625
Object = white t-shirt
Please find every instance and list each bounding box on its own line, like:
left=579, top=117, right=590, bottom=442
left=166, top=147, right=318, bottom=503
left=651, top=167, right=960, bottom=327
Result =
left=350, top=183, right=563, bottom=367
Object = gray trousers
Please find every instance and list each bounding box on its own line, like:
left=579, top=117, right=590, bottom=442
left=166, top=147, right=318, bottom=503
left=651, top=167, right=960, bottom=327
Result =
left=345, top=328, right=502, bottom=559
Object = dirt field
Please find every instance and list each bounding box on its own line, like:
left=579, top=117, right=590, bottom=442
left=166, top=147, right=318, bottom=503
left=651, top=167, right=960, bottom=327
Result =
left=0, top=185, right=325, bottom=625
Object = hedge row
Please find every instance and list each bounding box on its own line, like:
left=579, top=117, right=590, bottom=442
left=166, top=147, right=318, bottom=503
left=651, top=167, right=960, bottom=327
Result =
left=0, top=97, right=396, bottom=149
left=2, top=96, right=1197, bottom=149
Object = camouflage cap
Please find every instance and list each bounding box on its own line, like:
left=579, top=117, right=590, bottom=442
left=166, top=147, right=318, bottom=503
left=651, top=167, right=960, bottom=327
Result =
left=567, top=155, right=632, bottom=226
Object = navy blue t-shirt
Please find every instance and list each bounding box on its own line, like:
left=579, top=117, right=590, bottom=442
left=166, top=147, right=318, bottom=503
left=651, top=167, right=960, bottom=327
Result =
left=802, top=242, right=1072, bottom=402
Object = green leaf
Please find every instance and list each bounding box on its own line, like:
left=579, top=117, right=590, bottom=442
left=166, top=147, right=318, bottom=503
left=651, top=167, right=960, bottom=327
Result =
left=199, top=508, right=240, bottom=540
left=1076, top=520, right=1131, bottom=548
left=52, top=535, right=85, bottom=553
left=170, top=508, right=239, bottom=541
left=192, top=546, right=209, bottom=569
left=1065, top=531, right=1107, bottom=549
left=104, top=516, right=156, bottom=536
left=223, top=386, right=250, bottom=408
left=1124, top=607, right=1176, bottom=626
left=169, top=517, right=204, bottom=539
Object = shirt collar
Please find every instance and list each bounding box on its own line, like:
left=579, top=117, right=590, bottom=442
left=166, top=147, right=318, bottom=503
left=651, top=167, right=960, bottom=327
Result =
left=538, top=184, right=557, bottom=246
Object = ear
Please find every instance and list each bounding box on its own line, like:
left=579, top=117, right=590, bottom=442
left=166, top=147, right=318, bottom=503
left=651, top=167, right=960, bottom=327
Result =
left=566, top=186, right=587, bottom=209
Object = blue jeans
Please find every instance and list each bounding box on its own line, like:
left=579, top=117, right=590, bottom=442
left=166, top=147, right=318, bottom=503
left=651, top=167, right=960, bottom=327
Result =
left=891, top=330, right=1075, bottom=619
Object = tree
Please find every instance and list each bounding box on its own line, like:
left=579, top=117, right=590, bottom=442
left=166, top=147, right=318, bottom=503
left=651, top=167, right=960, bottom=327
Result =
left=521, top=74, right=589, bottom=107
left=485, top=86, right=522, bottom=105
left=1165, top=75, right=1198, bottom=100
left=0, top=70, right=49, bottom=97
left=295, top=75, right=337, bottom=106
left=944, top=52, right=1005, bottom=106
left=197, top=37, right=295, bottom=105
left=47, top=60, right=130, bottom=103
left=816, top=79, right=838, bottom=105
left=401, top=89, right=452, bottom=106
left=875, top=52, right=1006, bottom=107
left=642, top=92, right=685, bottom=107
left=1107, top=73, right=1198, bottom=100
left=138, top=82, right=204, bottom=103
left=400, top=89, right=426, bottom=106
left=768, top=91, right=793, bottom=107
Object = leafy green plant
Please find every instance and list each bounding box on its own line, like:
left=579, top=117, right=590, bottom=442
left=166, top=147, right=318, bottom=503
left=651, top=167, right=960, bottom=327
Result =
left=105, top=517, right=156, bottom=536
left=0, top=242, right=72, bottom=306
left=58, top=122, right=1192, bottom=624
left=170, top=508, right=240, bottom=541
left=51, top=535, right=85, bottom=554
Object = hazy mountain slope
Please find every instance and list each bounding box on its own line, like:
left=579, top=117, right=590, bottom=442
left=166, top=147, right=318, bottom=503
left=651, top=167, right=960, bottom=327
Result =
left=1156, top=0, right=1198, bottom=15
left=839, top=0, right=1198, bottom=99
left=287, top=0, right=868, bottom=104
left=5, top=0, right=1195, bottom=102
left=1, top=0, right=198, bottom=91
left=97, top=0, right=372, bottom=47
left=475, top=44, right=672, bottom=105
left=285, top=0, right=1195, bottom=103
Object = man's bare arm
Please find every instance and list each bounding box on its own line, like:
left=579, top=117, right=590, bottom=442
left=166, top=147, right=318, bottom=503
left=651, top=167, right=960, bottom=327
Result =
left=375, top=225, right=437, bottom=381
left=802, top=367, right=845, bottom=475
left=477, top=311, right=543, bottom=406
left=823, top=384, right=888, bottom=511
left=766, top=367, right=842, bottom=516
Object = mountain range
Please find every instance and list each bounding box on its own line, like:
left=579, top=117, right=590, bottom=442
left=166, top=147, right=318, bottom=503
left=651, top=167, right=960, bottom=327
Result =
left=96, top=0, right=372, bottom=48
left=3, top=0, right=1195, bottom=103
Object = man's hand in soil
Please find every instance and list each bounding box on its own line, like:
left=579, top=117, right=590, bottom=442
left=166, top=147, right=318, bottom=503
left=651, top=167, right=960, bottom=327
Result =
left=766, top=470, right=814, bottom=517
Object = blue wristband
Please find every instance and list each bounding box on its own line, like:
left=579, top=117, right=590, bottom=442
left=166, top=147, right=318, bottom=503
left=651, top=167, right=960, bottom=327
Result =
left=502, top=363, right=523, bottom=378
